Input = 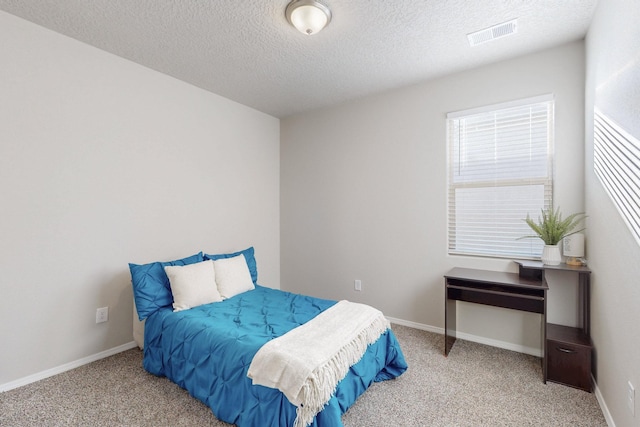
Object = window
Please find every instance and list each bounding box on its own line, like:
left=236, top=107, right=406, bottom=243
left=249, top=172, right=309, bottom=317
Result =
left=447, top=95, right=554, bottom=259
left=594, top=107, right=640, bottom=247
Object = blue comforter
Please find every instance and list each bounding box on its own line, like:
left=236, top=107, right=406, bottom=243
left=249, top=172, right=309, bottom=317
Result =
left=144, top=285, right=407, bottom=427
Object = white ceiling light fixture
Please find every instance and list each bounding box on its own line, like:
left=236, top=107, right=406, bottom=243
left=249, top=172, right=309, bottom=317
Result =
left=285, top=0, right=332, bottom=36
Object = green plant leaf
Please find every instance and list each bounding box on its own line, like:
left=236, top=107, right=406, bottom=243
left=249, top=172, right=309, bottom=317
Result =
left=518, top=207, right=587, bottom=245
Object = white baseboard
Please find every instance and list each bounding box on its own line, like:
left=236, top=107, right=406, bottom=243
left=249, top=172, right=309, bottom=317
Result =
left=387, top=316, right=541, bottom=357
left=0, top=341, right=138, bottom=393
left=387, top=316, right=444, bottom=335
left=453, top=331, right=543, bottom=357
left=593, top=375, right=616, bottom=427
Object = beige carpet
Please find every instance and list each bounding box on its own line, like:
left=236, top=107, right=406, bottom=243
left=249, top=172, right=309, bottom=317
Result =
left=0, top=324, right=607, bottom=426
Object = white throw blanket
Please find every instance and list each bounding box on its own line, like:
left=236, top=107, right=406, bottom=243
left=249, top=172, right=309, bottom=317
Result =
left=247, top=300, right=390, bottom=427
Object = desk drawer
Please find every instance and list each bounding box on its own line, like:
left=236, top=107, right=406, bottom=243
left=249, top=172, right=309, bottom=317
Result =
left=446, top=284, right=545, bottom=314
left=547, top=338, right=592, bottom=392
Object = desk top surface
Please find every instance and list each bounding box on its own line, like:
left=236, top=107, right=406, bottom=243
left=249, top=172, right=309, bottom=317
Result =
left=514, top=260, right=591, bottom=274
left=445, top=267, right=548, bottom=290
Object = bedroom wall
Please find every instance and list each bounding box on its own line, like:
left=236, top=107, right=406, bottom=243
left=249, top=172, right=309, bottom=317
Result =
left=585, top=0, right=640, bottom=425
left=0, top=11, right=280, bottom=388
left=281, top=41, right=586, bottom=355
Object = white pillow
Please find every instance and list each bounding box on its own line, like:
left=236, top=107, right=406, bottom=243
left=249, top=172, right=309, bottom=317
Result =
left=164, top=260, right=222, bottom=312
left=213, top=254, right=255, bottom=299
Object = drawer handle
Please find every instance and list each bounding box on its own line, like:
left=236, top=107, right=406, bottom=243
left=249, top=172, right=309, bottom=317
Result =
left=556, top=347, right=576, bottom=354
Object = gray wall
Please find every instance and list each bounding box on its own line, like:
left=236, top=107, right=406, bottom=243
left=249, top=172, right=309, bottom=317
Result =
left=0, top=11, right=280, bottom=387
left=4, top=4, right=638, bottom=425
left=281, top=41, right=586, bottom=355
left=585, top=0, right=640, bottom=425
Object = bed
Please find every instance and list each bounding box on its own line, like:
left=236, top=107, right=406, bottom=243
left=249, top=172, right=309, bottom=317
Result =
left=130, top=248, right=407, bottom=427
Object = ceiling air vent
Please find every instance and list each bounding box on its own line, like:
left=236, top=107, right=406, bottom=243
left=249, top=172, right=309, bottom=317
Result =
left=467, top=19, right=518, bottom=47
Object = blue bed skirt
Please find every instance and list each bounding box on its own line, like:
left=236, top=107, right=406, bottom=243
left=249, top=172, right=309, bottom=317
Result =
left=144, top=285, right=407, bottom=427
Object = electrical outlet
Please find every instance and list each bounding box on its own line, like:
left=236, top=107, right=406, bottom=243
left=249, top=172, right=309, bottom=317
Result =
left=628, top=381, right=636, bottom=416
left=96, top=307, right=109, bottom=324
left=354, top=280, right=362, bottom=291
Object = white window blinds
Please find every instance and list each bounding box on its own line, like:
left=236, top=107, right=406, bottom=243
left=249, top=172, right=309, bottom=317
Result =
left=594, top=107, right=640, bottom=247
left=447, top=95, right=554, bottom=258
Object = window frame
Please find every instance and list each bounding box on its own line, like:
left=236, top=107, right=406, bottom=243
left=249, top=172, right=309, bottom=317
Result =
left=446, top=94, right=555, bottom=259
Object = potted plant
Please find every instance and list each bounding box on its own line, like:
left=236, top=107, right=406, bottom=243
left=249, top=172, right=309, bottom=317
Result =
left=520, top=207, right=586, bottom=265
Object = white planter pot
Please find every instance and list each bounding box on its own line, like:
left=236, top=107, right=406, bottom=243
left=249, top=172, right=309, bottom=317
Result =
left=541, top=244, right=562, bottom=265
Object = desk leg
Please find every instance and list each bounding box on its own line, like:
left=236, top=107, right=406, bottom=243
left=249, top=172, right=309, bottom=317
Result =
left=578, top=272, right=590, bottom=335
left=445, top=283, right=457, bottom=356
left=542, top=287, right=548, bottom=383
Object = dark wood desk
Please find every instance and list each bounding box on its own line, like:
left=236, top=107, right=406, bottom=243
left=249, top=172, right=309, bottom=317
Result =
left=444, top=263, right=592, bottom=391
left=444, top=267, right=548, bottom=357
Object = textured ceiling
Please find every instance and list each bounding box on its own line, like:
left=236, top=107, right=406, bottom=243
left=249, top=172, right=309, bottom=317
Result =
left=0, top=0, right=597, bottom=118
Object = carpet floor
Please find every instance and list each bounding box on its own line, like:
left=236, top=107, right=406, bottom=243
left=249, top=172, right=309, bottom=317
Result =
left=0, top=324, right=607, bottom=426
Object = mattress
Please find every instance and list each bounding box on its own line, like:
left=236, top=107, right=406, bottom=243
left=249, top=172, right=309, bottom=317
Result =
left=143, top=285, right=407, bottom=427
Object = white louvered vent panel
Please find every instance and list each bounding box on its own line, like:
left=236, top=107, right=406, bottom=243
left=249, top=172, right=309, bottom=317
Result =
left=468, top=19, right=518, bottom=47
